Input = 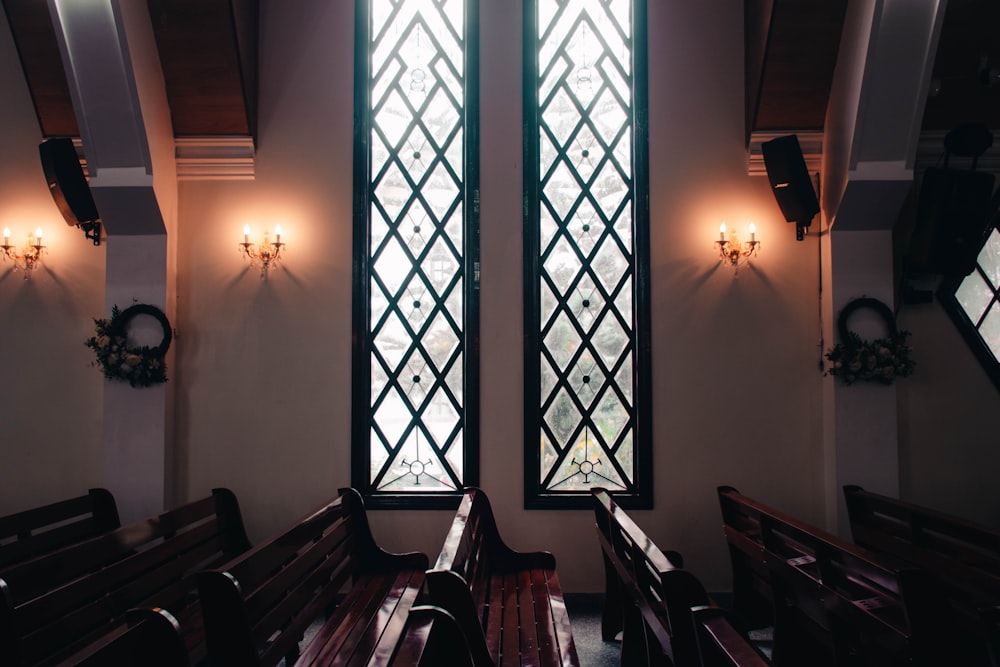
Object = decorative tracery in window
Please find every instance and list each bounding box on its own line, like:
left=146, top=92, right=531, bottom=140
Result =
left=524, top=0, right=651, bottom=508
left=353, top=0, right=479, bottom=507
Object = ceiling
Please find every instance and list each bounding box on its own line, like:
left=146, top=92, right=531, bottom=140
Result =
left=747, top=0, right=1000, bottom=140
left=1, top=1, right=996, bottom=155
left=1, top=0, right=258, bottom=141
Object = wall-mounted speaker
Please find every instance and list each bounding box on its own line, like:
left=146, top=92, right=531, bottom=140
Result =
left=39, top=138, right=99, bottom=226
left=39, top=138, right=102, bottom=245
left=762, top=134, right=819, bottom=239
left=908, top=167, right=996, bottom=277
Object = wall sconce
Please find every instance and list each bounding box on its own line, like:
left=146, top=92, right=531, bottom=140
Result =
left=240, top=224, right=285, bottom=278
left=1, top=226, right=46, bottom=279
left=716, top=222, right=760, bottom=273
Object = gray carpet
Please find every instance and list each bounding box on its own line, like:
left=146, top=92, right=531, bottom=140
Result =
left=565, top=593, right=621, bottom=667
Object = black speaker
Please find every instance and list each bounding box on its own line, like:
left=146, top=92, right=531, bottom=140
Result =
left=908, top=167, right=996, bottom=277
left=762, top=135, right=820, bottom=234
left=39, top=138, right=99, bottom=227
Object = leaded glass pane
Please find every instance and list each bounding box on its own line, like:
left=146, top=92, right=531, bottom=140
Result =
left=979, top=229, right=1000, bottom=288
left=980, top=304, right=1000, bottom=362
left=533, top=0, right=637, bottom=496
left=946, top=224, right=1000, bottom=391
left=956, top=270, right=993, bottom=325
left=364, top=0, right=470, bottom=495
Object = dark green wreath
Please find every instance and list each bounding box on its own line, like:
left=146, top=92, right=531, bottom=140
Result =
left=824, top=297, right=914, bottom=385
left=85, top=304, right=172, bottom=387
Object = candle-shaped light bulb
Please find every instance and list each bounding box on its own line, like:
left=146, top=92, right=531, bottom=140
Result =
left=2, top=227, right=9, bottom=246
left=275, top=225, right=282, bottom=244
left=34, top=227, right=43, bottom=245
left=243, top=224, right=251, bottom=244
left=749, top=222, right=756, bottom=242
left=719, top=222, right=726, bottom=241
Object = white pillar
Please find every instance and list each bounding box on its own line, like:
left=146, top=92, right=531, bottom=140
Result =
left=819, top=0, right=946, bottom=535
left=48, top=0, right=177, bottom=522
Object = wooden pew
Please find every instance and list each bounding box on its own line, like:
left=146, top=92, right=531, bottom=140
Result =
left=0, top=488, right=120, bottom=571
left=691, top=606, right=770, bottom=667
left=0, top=488, right=250, bottom=666
left=196, top=487, right=428, bottom=667
left=591, top=487, right=713, bottom=667
left=386, top=605, right=478, bottom=666
left=844, top=484, right=1000, bottom=665
left=427, top=487, right=580, bottom=666
left=718, top=485, right=951, bottom=667
left=62, top=608, right=189, bottom=667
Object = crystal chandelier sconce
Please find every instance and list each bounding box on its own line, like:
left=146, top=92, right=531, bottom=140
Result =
left=1, top=226, right=46, bottom=279
left=716, top=222, right=759, bottom=272
left=240, top=224, right=285, bottom=278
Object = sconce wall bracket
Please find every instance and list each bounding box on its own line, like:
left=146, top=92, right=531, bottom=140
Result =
left=716, top=226, right=760, bottom=273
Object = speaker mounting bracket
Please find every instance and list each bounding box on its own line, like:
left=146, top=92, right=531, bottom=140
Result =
left=79, top=220, right=101, bottom=246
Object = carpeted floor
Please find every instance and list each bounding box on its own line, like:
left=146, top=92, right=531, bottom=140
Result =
left=565, top=594, right=621, bottom=667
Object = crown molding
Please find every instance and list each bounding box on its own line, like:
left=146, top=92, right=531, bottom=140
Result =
left=174, top=136, right=256, bottom=180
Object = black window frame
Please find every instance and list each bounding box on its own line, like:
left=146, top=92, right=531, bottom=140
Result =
left=522, top=0, right=652, bottom=510
left=351, top=0, right=481, bottom=509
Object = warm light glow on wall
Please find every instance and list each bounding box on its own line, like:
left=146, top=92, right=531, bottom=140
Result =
left=239, top=224, right=286, bottom=279
left=1, top=226, right=46, bottom=279
left=715, top=220, right=759, bottom=273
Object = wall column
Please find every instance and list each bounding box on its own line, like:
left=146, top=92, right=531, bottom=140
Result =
left=48, top=0, right=177, bottom=522
left=819, top=0, right=945, bottom=534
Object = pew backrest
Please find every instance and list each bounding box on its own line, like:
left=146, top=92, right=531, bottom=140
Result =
left=198, top=487, right=428, bottom=667
left=0, top=488, right=120, bottom=571
left=387, top=605, right=478, bottom=667
left=691, top=606, right=770, bottom=667
left=428, top=487, right=579, bottom=667
left=844, top=484, right=1000, bottom=665
left=592, top=487, right=710, bottom=666
left=718, top=485, right=950, bottom=666
left=0, top=488, right=250, bottom=666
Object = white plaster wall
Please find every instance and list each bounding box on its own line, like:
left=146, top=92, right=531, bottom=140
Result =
left=0, top=8, right=106, bottom=513
left=898, top=296, right=1000, bottom=527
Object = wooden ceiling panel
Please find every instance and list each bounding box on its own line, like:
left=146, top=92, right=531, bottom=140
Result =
left=1, top=0, right=78, bottom=137
left=1, top=0, right=256, bottom=141
left=749, top=0, right=848, bottom=134
left=145, top=0, right=257, bottom=138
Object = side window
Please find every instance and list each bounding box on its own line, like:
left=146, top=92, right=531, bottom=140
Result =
left=523, top=0, right=652, bottom=508
left=942, top=224, right=1000, bottom=392
left=352, top=0, right=479, bottom=508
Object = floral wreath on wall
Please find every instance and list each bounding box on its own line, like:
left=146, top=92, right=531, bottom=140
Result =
left=85, top=304, right=172, bottom=387
left=824, top=297, right=915, bottom=385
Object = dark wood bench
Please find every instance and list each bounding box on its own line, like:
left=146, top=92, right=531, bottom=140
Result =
left=0, top=488, right=250, bottom=666
left=592, top=487, right=713, bottom=667
left=718, top=485, right=951, bottom=666
left=0, top=488, right=120, bottom=571
left=384, top=605, right=478, bottom=666
left=691, top=606, right=770, bottom=667
left=426, top=487, right=580, bottom=667
left=60, top=608, right=189, bottom=667
left=196, top=487, right=428, bottom=667
left=844, top=484, right=1000, bottom=665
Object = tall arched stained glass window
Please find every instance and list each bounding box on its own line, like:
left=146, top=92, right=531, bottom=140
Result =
left=524, top=0, right=651, bottom=509
left=353, top=0, right=479, bottom=508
